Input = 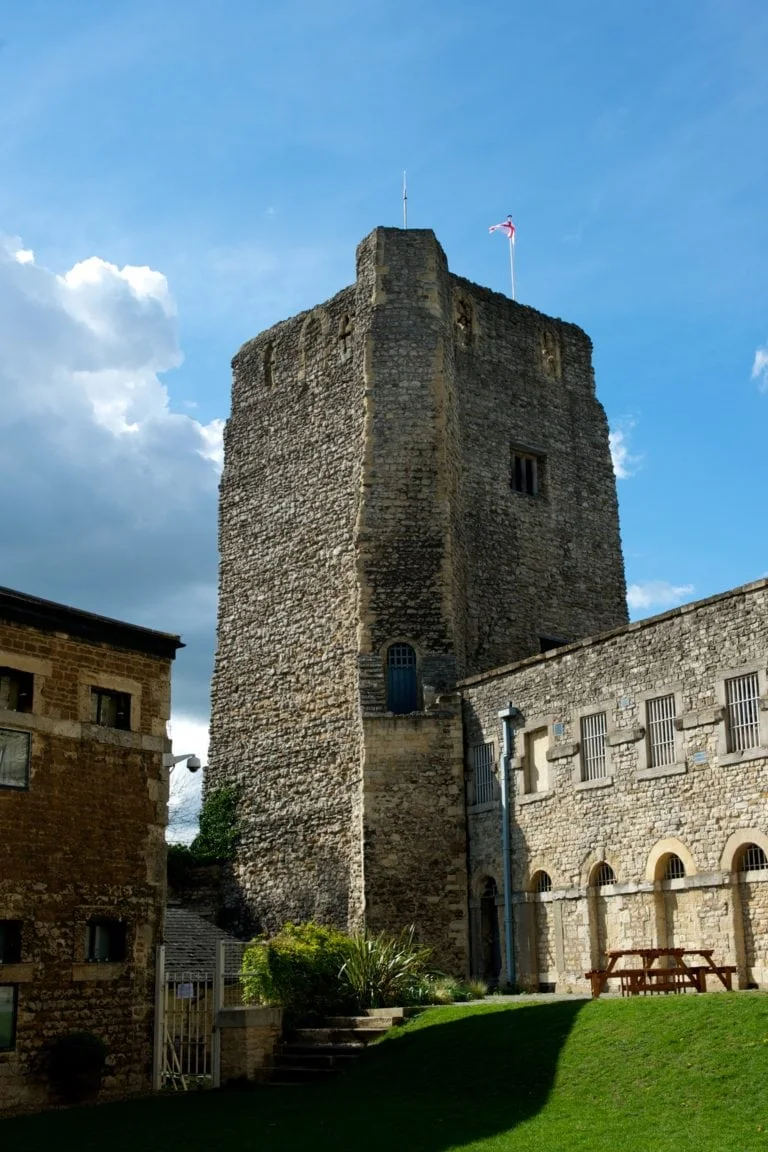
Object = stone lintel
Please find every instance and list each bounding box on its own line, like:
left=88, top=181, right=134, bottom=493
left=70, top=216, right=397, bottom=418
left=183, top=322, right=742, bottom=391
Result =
left=675, top=706, right=725, bottom=730
left=607, top=726, right=644, bottom=746
left=546, top=741, right=578, bottom=761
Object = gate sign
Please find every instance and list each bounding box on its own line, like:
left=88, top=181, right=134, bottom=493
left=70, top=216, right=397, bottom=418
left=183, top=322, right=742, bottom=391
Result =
left=176, top=982, right=195, bottom=999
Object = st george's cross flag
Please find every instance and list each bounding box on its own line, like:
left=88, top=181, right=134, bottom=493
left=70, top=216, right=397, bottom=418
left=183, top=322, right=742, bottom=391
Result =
left=489, top=217, right=516, bottom=243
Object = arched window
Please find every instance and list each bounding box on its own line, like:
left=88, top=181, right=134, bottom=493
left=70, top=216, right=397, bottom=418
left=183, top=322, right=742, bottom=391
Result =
left=592, top=862, right=616, bottom=887
left=662, top=854, right=685, bottom=881
left=532, top=870, right=552, bottom=894
left=386, top=644, right=418, bottom=714
left=738, top=843, right=768, bottom=873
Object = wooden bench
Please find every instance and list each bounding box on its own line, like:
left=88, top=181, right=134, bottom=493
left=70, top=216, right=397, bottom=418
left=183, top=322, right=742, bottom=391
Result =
left=586, top=949, right=737, bottom=997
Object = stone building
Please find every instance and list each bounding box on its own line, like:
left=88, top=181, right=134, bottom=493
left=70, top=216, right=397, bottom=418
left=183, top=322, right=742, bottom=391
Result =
left=208, top=227, right=627, bottom=969
left=0, top=586, right=181, bottom=1112
left=461, top=579, right=768, bottom=992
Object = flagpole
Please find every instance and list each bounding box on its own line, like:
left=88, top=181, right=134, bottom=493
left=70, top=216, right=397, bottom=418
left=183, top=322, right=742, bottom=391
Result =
left=402, top=171, right=408, bottom=229
left=508, top=235, right=516, bottom=301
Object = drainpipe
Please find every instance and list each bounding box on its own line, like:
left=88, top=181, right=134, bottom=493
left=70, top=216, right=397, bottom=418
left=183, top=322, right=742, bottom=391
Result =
left=499, top=704, right=522, bottom=988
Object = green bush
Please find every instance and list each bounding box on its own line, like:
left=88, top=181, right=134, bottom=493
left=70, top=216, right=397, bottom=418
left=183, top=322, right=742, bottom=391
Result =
left=189, top=785, right=240, bottom=863
left=48, top=1032, right=108, bottom=1103
left=241, top=922, right=353, bottom=1021
left=339, top=926, right=432, bottom=1009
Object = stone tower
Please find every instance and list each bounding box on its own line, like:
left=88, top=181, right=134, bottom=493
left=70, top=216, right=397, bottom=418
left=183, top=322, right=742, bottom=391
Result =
left=208, top=227, right=627, bottom=969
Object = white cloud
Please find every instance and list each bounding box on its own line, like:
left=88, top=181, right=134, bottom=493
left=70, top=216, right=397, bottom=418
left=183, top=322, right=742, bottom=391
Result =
left=627, top=580, right=695, bottom=613
left=609, top=420, right=643, bottom=479
left=0, top=233, right=224, bottom=726
left=752, top=345, right=768, bottom=392
left=167, top=714, right=209, bottom=844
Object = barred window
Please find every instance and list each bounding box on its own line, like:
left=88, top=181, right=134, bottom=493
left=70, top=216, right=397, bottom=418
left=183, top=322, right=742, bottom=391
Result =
left=738, top=843, right=768, bottom=873
left=511, top=450, right=540, bottom=496
left=532, top=870, right=552, bottom=893
left=725, top=673, right=760, bottom=752
left=663, top=854, right=685, bottom=881
left=592, top=862, right=616, bottom=887
left=471, top=742, right=495, bottom=805
left=580, top=712, right=607, bottom=780
left=646, top=694, right=676, bottom=766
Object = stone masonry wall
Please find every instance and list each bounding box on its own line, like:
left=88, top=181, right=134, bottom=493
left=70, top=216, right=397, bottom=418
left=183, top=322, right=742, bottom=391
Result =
left=209, top=226, right=628, bottom=959
left=209, top=283, right=367, bottom=935
left=462, top=579, right=768, bottom=991
left=0, top=619, right=171, bottom=1112
left=449, top=273, right=627, bottom=674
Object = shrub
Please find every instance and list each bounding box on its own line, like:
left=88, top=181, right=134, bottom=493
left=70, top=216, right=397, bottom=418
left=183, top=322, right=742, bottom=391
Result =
left=465, top=978, right=489, bottom=1000
left=189, top=785, right=240, bottom=863
left=241, top=922, right=353, bottom=1021
left=48, top=1032, right=108, bottom=1103
left=339, top=926, right=432, bottom=1009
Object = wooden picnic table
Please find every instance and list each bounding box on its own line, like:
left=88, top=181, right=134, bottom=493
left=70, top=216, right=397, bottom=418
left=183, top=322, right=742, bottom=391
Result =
left=585, top=948, right=736, bottom=998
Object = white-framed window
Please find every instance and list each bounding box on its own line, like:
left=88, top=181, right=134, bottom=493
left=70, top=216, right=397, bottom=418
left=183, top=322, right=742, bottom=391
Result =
left=646, top=694, right=677, bottom=767
left=725, top=672, right=760, bottom=752
left=470, top=741, right=495, bottom=805
left=580, top=712, right=607, bottom=781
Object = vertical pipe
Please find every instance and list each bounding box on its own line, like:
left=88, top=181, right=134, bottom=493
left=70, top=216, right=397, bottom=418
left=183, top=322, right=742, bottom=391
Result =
left=499, top=705, right=520, bottom=987
left=212, top=939, right=225, bottom=1088
left=152, top=944, right=165, bottom=1091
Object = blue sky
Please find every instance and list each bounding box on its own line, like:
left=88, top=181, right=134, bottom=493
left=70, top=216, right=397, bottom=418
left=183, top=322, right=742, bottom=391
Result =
left=1, top=0, right=766, bottom=832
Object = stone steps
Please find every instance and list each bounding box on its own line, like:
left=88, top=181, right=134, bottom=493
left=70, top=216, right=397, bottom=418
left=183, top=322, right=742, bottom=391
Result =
left=268, top=1008, right=412, bottom=1086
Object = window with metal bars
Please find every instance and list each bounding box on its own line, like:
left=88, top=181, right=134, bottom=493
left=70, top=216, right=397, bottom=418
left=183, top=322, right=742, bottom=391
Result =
left=738, top=843, right=768, bottom=873
left=646, top=694, right=677, bottom=767
left=510, top=450, right=541, bottom=496
left=532, top=870, right=552, bottom=893
left=471, top=742, right=495, bottom=805
left=663, top=854, right=685, bottom=880
left=592, top=862, right=616, bottom=887
left=580, top=712, right=607, bottom=780
left=725, top=672, right=761, bottom=752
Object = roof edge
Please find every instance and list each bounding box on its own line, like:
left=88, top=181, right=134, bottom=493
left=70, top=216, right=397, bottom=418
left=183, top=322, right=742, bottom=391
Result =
left=458, top=577, right=768, bottom=690
left=0, top=586, right=183, bottom=660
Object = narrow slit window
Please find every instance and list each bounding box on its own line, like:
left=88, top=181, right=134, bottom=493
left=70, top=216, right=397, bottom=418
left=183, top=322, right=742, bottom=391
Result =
left=0, top=986, right=17, bottom=1052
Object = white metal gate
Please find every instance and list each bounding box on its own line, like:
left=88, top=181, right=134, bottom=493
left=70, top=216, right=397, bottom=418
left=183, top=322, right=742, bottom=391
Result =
left=153, top=940, right=248, bottom=1091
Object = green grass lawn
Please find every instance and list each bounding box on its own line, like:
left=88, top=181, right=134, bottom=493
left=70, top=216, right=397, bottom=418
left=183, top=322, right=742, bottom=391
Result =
left=6, top=995, right=768, bottom=1152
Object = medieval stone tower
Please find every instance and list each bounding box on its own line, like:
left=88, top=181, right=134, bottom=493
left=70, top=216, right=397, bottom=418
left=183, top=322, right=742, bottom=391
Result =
left=208, top=227, right=627, bottom=970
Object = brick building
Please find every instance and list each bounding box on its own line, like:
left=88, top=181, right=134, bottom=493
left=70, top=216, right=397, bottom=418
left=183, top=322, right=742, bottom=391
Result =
left=0, top=587, right=181, bottom=1112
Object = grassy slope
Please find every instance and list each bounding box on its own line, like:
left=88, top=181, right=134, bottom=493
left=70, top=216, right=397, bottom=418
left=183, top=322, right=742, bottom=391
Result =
left=5, top=995, right=768, bottom=1152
